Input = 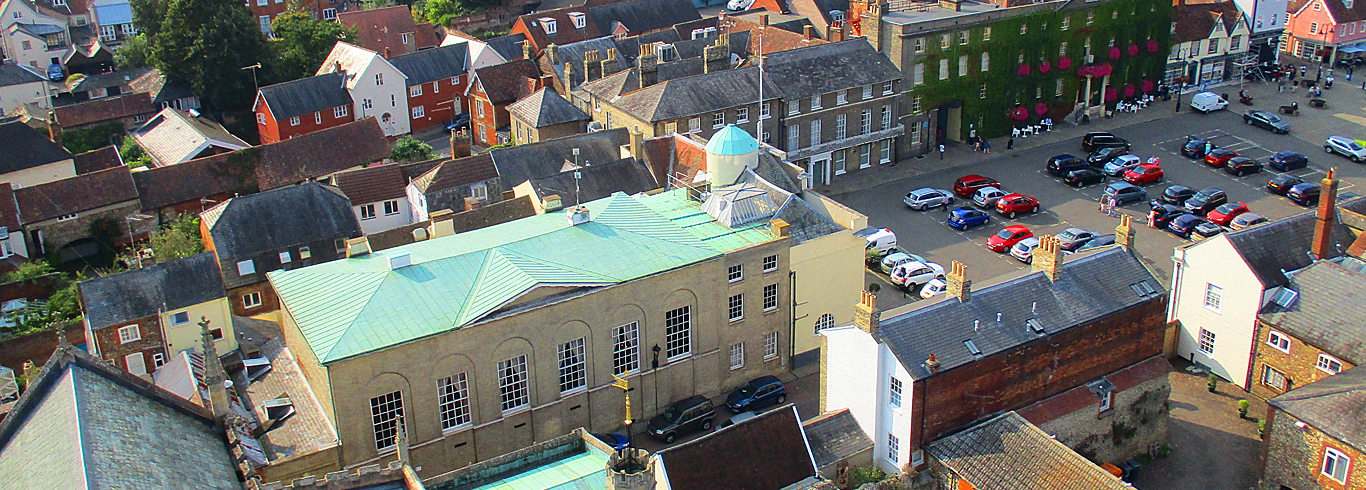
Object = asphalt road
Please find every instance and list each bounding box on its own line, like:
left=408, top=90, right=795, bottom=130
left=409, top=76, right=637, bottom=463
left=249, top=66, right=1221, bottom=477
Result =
left=834, top=99, right=1366, bottom=311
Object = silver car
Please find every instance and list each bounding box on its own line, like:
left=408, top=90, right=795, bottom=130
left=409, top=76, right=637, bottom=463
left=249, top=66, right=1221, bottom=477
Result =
left=972, top=186, right=1007, bottom=208
left=1103, top=155, right=1143, bottom=176
left=1010, top=237, right=1041, bottom=263
left=904, top=188, right=953, bottom=210
left=1325, top=136, right=1366, bottom=162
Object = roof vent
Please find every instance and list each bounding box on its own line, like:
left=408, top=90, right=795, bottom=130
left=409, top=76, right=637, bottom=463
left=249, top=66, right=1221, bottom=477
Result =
left=963, top=339, right=982, bottom=356
left=567, top=205, right=590, bottom=226
left=1026, top=318, right=1045, bottom=334
left=263, top=396, right=295, bottom=422
left=243, top=357, right=272, bottom=381
left=388, top=250, right=411, bottom=269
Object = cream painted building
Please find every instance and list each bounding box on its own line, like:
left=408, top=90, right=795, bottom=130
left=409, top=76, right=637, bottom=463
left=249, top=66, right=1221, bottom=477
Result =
left=161, top=297, right=235, bottom=358
left=0, top=61, right=47, bottom=115
left=318, top=42, right=411, bottom=137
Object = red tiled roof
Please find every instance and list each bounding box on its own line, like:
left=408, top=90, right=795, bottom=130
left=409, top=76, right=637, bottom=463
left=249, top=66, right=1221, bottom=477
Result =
left=73, top=146, right=123, bottom=174
left=330, top=164, right=407, bottom=205
left=472, top=59, right=543, bottom=105
left=254, top=117, right=391, bottom=190
left=15, top=166, right=138, bottom=223
left=337, top=6, right=439, bottom=57
left=0, top=183, right=20, bottom=230
left=1172, top=2, right=1245, bottom=44
left=52, top=93, right=156, bottom=128
left=410, top=153, right=499, bottom=193
left=1016, top=356, right=1172, bottom=426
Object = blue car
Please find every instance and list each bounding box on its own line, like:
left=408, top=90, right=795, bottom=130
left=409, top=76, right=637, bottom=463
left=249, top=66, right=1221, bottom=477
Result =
left=46, top=63, right=63, bottom=81
left=593, top=433, right=629, bottom=451
left=726, top=375, right=787, bottom=412
left=947, top=207, right=990, bottom=230
left=1168, top=214, right=1207, bottom=239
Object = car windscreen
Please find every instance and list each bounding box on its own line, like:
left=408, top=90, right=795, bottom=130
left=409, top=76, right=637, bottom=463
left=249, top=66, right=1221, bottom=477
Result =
left=996, top=229, right=1014, bottom=239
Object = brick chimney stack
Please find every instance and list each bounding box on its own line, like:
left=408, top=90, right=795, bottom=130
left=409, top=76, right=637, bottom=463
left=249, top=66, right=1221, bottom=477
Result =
left=925, top=353, right=940, bottom=374
left=638, top=43, right=659, bottom=87
left=521, top=41, right=532, bottom=61
left=546, top=44, right=560, bottom=65
left=854, top=290, right=880, bottom=334
left=1115, top=215, right=1135, bottom=251
left=946, top=260, right=971, bottom=302
left=760, top=13, right=769, bottom=27
left=704, top=35, right=729, bottom=73
left=1313, top=167, right=1339, bottom=259
left=600, top=49, right=617, bottom=77
left=584, top=50, right=602, bottom=82
left=1033, top=235, right=1064, bottom=281
left=804, top=25, right=814, bottom=42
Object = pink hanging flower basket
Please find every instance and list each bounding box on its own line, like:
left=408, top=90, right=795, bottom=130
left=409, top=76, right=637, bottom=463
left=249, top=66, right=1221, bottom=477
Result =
left=1108, top=47, right=1121, bottom=60
left=1105, top=87, right=1119, bottom=102
left=1058, top=57, right=1072, bottom=70
left=1091, top=63, right=1113, bottom=77
left=1147, top=39, right=1159, bottom=53
left=1010, top=106, right=1030, bottom=121
left=1039, top=60, right=1052, bottom=74
left=1035, top=102, right=1049, bottom=116
left=1018, top=64, right=1031, bottom=76
left=1123, top=84, right=1136, bottom=98
left=1128, top=44, right=1140, bottom=57
left=1141, top=79, right=1155, bottom=93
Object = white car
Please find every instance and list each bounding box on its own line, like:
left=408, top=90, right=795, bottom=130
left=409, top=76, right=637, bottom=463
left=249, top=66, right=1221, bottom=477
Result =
left=920, top=278, right=947, bottom=299
left=904, top=188, right=953, bottom=210
left=1189, top=92, right=1228, bottom=113
left=727, top=0, right=756, bottom=10
left=1325, top=135, right=1366, bottom=162
left=1102, top=155, right=1143, bottom=176
left=890, top=261, right=945, bottom=289
left=1010, top=237, right=1041, bottom=263
left=880, top=251, right=926, bottom=274
left=972, top=186, right=1007, bottom=208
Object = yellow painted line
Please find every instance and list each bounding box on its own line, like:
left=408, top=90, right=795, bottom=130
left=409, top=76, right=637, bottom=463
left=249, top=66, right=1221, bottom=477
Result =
left=1336, top=113, right=1366, bottom=126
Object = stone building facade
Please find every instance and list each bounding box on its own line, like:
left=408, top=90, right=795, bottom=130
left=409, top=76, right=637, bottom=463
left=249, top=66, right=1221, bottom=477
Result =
left=1017, top=356, right=1172, bottom=464
left=1260, top=366, right=1366, bottom=490
left=1251, top=319, right=1358, bottom=401
left=89, top=314, right=165, bottom=376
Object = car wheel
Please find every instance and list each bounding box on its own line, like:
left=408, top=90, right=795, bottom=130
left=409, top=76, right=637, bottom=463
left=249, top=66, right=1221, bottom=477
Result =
left=1008, top=211, right=1017, bottom=218
left=1074, top=181, right=1082, bottom=188
left=1031, top=206, right=1039, bottom=214
left=664, top=433, right=676, bottom=444
left=1327, top=146, right=1335, bottom=153
left=1245, top=118, right=1252, bottom=125
left=1354, top=156, right=1362, bottom=163
left=776, top=394, right=787, bottom=404
left=701, top=420, right=713, bottom=431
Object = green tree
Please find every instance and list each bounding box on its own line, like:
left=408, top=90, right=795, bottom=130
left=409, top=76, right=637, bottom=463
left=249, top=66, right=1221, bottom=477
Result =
left=391, top=136, right=434, bottom=161
left=118, top=136, right=153, bottom=168
left=269, top=12, right=358, bottom=81
left=143, top=215, right=205, bottom=264
left=131, top=0, right=271, bottom=111
left=2, top=261, right=54, bottom=284
left=113, top=33, right=156, bottom=70
left=412, top=0, right=488, bottom=26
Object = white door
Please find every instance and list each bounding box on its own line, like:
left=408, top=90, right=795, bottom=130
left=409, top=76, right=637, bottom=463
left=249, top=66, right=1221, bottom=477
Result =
left=125, top=352, right=147, bottom=376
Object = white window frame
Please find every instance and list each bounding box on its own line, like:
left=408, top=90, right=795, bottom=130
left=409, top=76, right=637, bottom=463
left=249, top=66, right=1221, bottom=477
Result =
left=118, top=324, right=141, bottom=343
left=279, top=251, right=291, bottom=263
left=1203, top=283, right=1222, bottom=312
left=887, top=433, right=900, bottom=463
left=665, top=306, right=691, bottom=360
left=862, top=84, right=872, bottom=99
left=835, top=114, right=846, bottom=139
left=816, top=313, right=835, bottom=330
left=125, top=352, right=147, bottom=376
left=375, top=73, right=384, bottom=86
left=811, top=119, right=821, bottom=146
left=237, top=260, right=256, bottom=275
left=859, top=144, right=871, bottom=169
left=558, top=338, right=587, bottom=394
left=760, top=102, right=770, bottom=119
left=360, top=203, right=377, bottom=220
left=612, top=322, right=640, bottom=375
left=1266, top=331, right=1290, bottom=353
left=787, top=125, right=799, bottom=152
left=370, top=391, right=405, bottom=450
left=728, top=294, right=744, bottom=322
left=171, top=311, right=190, bottom=326
left=471, top=183, right=488, bottom=201
left=763, top=283, right=778, bottom=311
left=1198, top=328, right=1216, bottom=354
left=315, top=112, right=322, bottom=124
left=889, top=376, right=902, bottom=407
left=834, top=150, right=846, bottom=175
left=299, top=246, right=311, bottom=259
left=334, top=105, right=348, bottom=118
left=736, top=107, right=749, bottom=124
left=1262, top=365, right=1287, bottom=390
left=498, top=355, right=530, bottom=412
left=810, top=95, right=822, bottom=110
left=1316, top=354, right=1343, bottom=375
left=412, top=105, right=425, bottom=119
left=285, top=115, right=298, bottom=127
left=730, top=343, right=745, bottom=370
left=880, top=140, right=891, bottom=163
left=712, top=112, right=725, bottom=128
left=410, top=85, right=422, bottom=97
left=689, top=117, right=701, bottom=133
left=322, top=8, right=336, bottom=19
left=860, top=110, right=870, bottom=134
left=401, top=32, right=410, bottom=44
left=437, top=373, right=471, bottom=431
left=383, top=200, right=400, bottom=215
left=152, top=353, right=165, bottom=368
left=728, top=264, right=743, bottom=282
left=763, top=255, right=777, bottom=272
left=764, top=331, right=778, bottom=359
left=243, top=292, right=262, bottom=309
left=1099, top=389, right=1113, bottom=411
left=836, top=90, right=847, bottom=105
left=1323, top=447, right=1350, bottom=483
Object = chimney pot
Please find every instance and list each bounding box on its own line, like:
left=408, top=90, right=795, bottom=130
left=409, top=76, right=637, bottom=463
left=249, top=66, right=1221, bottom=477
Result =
left=854, top=290, right=880, bottom=334
left=946, top=261, right=971, bottom=302
left=926, top=353, right=940, bottom=373
left=1313, top=167, right=1339, bottom=259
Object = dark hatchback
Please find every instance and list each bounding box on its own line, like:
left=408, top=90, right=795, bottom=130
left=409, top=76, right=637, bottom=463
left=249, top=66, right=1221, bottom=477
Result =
left=1224, top=157, right=1263, bottom=176
left=648, top=396, right=716, bottom=443
left=1087, top=146, right=1130, bottom=166
left=1288, top=183, right=1321, bottom=206
left=1074, top=234, right=1116, bottom=252
left=725, top=375, right=788, bottom=412
left=1182, top=138, right=1213, bottom=158
left=1185, top=188, right=1228, bottom=216
left=1161, top=185, right=1197, bottom=205
left=1169, top=214, right=1208, bottom=238
left=1065, top=169, right=1107, bottom=187
left=1267, top=174, right=1304, bottom=195
left=1269, top=151, right=1309, bottom=171
left=1047, top=154, right=1088, bottom=176
left=1149, top=203, right=1190, bottom=227
left=1083, top=132, right=1131, bottom=153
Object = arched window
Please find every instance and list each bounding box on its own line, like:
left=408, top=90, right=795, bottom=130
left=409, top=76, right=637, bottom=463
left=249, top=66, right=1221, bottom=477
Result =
left=816, top=313, right=835, bottom=330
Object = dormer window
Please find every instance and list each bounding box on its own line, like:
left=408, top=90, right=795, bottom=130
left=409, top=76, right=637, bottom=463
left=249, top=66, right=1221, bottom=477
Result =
left=569, top=12, right=586, bottom=29
left=830, top=10, right=845, bottom=22
left=53, top=0, right=65, bottom=6
left=540, top=17, right=557, bottom=34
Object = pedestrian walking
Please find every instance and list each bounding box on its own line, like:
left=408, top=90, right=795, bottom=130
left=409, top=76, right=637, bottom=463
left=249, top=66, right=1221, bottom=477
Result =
left=1148, top=208, right=1158, bottom=228
left=939, top=144, right=946, bottom=159
left=1278, top=80, right=1285, bottom=92
left=983, top=140, right=991, bottom=153
left=1291, top=80, right=1297, bottom=93
left=1007, top=136, right=1015, bottom=149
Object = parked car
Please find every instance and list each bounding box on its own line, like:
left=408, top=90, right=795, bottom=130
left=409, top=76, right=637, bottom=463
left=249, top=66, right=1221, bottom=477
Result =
left=1054, top=227, right=1097, bottom=251
left=1073, top=234, right=1117, bottom=253
left=727, top=0, right=757, bottom=11
left=1103, top=154, right=1144, bottom=176
left=1010, top=237, right=1042, bottom=263
left=1064, top=169, right=1107, bottom=188
left=1047, top=154, right=1088, bottom=176
left=995, top=193, right=1040, bottom=218
left=920, top=278, right=947, bottom=299
left=987, top=225, right=1033, bottom=252
left=1190, top=92, right=1229, bottom=112
left=1124, top=164, right=1164, bottom=185
left=1192, top=221, right=1226, bottom=240
left=1206, top=201, right=1250, bottom=226
left=1267, top=173, right=1305, bottom=195
left=1204, top=149, right=1239, bottom=167
left=904, top=188, right=953, bottom=210
left=1244, top=110, right=1291, bottom=134
left=1184, top=188, right=1229, bottom=215
left=972, top=186, right=1008, bottom=208
left=1161, top=185, right=1197, bottom=205
left=46, top=63, right=63, bottom=81
left=1087, top=146, right=1130, bottom=166
left=954, top=174, right=1002, bottom=197
left=720, top=411, right=758, bottom=429
left=594, top=433, right=629, bottom=450
left=1168, top=214, right=1208, bottom=238
left=445, top=113, right=471, bottom=132
left=1102, top=182, right=1147, bottom=205
left=1288, top=182, right=1321, bottom=206
left=726, top=375, right=787, bottom=412
left=1224, top=157, right=1263, bottom=176
left=1149, top=203, right=1190, bottom=227
left=1182, top=137, right=1213, bottom=158
left=947, top=207, right=990, bottom=230
left=1325, top=135, right=1366, bottom=162
left=648, top=396, right=716, bottom=443
left=891, top=261, right=946, bottom=290
left=1268, top=150, right=1309, bottom=171
left=1082, top=132, right=1130, bottom=153
left=1230, top=212, right=1267, bottom=230
left=880, top=251, right=926, bottom=274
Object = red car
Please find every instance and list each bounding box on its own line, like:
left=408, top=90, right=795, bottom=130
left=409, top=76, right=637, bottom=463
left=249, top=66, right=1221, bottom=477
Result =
left=995, top=193, right=1041, bottom=218
left=1206, top=201, right=1250, bottom=226
left=953, top=174, right=1002, bottom=198
left=1204, top=149, right=1239, bottom=167
left=987, top=225, right=1033, bottom=252
left=1123, top=164, right=1164, bottom=185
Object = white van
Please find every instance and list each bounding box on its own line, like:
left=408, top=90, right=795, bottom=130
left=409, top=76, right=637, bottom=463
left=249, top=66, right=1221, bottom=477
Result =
left=856, top=227, right=898, bottom=254
left=1189, top=92, right=1228, bottom=113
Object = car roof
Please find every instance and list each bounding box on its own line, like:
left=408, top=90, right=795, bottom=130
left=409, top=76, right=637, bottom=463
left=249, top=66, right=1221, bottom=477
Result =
left=975, top=186, right=1003, bottom=193
left=1197, top=187, right=1223, bottom=194
left=950, top=207, right=981, bottom=215
left=1166, top=184, right=1192, bottom=191
left=1115, top=155, right=1141, bottom=162
left=1272, top=173, right=1302, bottom=181
left=1018, top=237, right=1040, bottom=246
left=1107, top=182, right=1137, bottom=190
left=910, top=187, right=942, bottom=195
left=958, top=174, right=991, bottom=182
left=1003, top=224, right=1029, bottom=232
left=1174, top=214, right=1203, bottom=223
left=1061, top=227, right=1087, bottom=234
left=1274, top=150, right=1302, bottom=157
left=1234, top=212, right=1265, bottom=222
left=1291, top=182, right=1320, bottom=190
left=749, top=375, right=782, bottom=386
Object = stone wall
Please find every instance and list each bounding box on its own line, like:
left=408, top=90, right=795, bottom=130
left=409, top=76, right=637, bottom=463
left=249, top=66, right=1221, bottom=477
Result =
left=1029, top=370, right=1170, bottom=464
left=1259, top=409, right=1366, bottom=490
left=1250, top=319, right=1357, bottom=400
left=92, top=315, right=166, bottom=375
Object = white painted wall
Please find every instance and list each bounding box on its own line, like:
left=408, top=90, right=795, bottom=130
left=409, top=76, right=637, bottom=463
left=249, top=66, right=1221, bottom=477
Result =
left=1236, top=0, right=1289, bottom=37
left=442, top=36, right=507, bottom=69
left=353, top=198, right=412, bottom=235
left=821, top=324, right=883, bottom=452
left=0, top=76, right=47, bottom=115
left=405, top=183, right=430, bottom=223
left=352, top=59, right=409, bottom=136
left=1170, top=236, right=1266, bottom=388
left=875, top=347, right=913, bottom=474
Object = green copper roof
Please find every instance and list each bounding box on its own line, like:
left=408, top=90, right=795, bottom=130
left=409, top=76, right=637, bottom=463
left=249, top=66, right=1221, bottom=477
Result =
left=269, top=191, right=773, bottom=363
left=705, top=124, right=759, bottom=156
left=470, top=445, right=609, bottom=490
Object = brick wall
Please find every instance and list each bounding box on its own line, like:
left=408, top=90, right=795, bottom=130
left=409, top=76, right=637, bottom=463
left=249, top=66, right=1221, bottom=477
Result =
left=1250, top=320, right=1357, bottom=400
left=229, top=282, right=280, bottom=317
left=1026, top=368, right=1170, bottom=464
left=258, top=93, right=356, bottom=145
left=25, top=200, right=147, bottom=257
left=911, top=298, right=1167, bottom=447
left=92, top=315, right=166, bottom=375
left=0, top=321, right=84, bottom=373
left=1259, top=409, right=1366, bottom=490
left=408, top=76, right=468, bottom=133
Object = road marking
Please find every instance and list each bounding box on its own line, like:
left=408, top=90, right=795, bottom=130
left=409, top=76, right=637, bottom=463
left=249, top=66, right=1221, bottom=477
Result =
left=1334, top=113, right=1366, bottom=127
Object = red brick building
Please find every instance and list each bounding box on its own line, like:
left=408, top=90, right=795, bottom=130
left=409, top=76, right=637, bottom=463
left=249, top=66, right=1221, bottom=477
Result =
left=1261, top=366, right=1366, bottom=490
left=336, top=5, right=438, bottom=56
left=246, top=0, right=339, bottom=34
left=466, top=58, right=546, bottom=147
left=254, top=73, right=354, bottom=144
left=1251, top=255, right=1365, bottom=401
left=388, top=43, right=471, bottom=133
left=509, top=0, right=701, bottom=53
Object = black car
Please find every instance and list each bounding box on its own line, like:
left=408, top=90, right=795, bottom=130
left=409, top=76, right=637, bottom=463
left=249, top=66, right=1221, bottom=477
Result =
left=1182, top=138, right=1213, bottom=158
left=726, top=375, right=788, bottom=412
left=1047, top=154, right=1088, bottom=176
left=1224, top=157, right=1263, bottom=176
left=1083, top=132, right=1131, bottom=153
left=1267, top=174, right=1305, bottom=195
left=1064, top=169, right=1106, bottom=187
left=1168, top=214, right=1208, bottom=238
left=1269, top=151, right=1309, bottom=171
left=1161, top=185, right=1197, bottom=205
left=1087, top=146, right=1130, bottom=166
left=1244, top=110, right=1292, bottom=134
left=1074, top=234, right=1117, bottom=252
left=648, top=396, right=717, bottom=443
left=1149, top=203, right=1190, bottom=227
left=1288, top=182, right=1321, bottom=206
left=1185, top=188, right=1229, bottom=215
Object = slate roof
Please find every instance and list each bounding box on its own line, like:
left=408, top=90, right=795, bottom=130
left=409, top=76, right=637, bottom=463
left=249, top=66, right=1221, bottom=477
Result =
left=365, top=196, right=538, bottom=252
left=0, top=183, right=21, bottom=231
left=1172, top=1, right=1246, bottom=43
left=1222, top=196, right=1366, bottom=288
left=586, top=0, right=700, bottom=39
left=803, top=409, right=872, bottom=470
left=269, top=189, right=774, bottom=363
left=241, top=338, right=341, bottom=463
left=202, top=182, right=362, bottom=261
left=336, top=5, right=439, bottom=56
left=507, top=87, right=590, bottom=127
left=257, top=73, right=352, bottom=120
left=926, top=412, right=1130, bottom=490
left=254, top=117, right=391, bottom=190
left=52, top=92, right=156, bottom=127
left=1268, top=363, right=1366, bottom=452
left=131, top=151, right=257, bottom=210
left=484, top=33, right=529, bottom=61
left=488, top=127, right=630, bottom=189
left=471, top=59, right=542, bottom=105
left=388, top=42, right=469, bottom=86
left=879, top=247, right=1164, bottom=379
left=330, top=164, right=408, bottom=205
left=787, top=0, right=849, bottom=34
left=1260, top=258, right=1366, bottom=365
left=0, top=120, right=72, bottom=175
left=655, top=406, right=816, bottom=490
left=13, top=166, right=138, bottom=223
left=527, top=157, right=658, bottom=202
left=127, top=68, right=195, bottom=105
left=72, top=145, right=123, bottom=174
left=543, top=36, right=621, bottom=88
left=763, top=39, right=901, bottom=98
left=610, top=65, right=781, bottom=122
left=0, top=61, right=44, bottom=88
left=0, top=345, right=239, bottom=490
left=132, top=108, right=249, bottom=165
left=77, top=253, right=226, bottom=329
left=410, top=153, right=499, bottom=193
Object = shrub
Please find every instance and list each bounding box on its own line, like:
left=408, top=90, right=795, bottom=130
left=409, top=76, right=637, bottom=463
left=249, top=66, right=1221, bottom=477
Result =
left=848, top=465, right=887, bottom=487
left=391, top=136, right=434, bottom=162
left=1237, top=399, right=1250, bottom=418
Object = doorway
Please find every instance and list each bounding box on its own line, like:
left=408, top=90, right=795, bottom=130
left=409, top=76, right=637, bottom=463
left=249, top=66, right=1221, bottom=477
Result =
left=936, top=102, right=964, bottom=143
left=809, top=158, right=829, bottom=186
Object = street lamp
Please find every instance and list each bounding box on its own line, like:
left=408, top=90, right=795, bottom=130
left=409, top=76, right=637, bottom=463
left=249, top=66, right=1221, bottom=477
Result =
left=240, top=63, right=261, bottom=95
